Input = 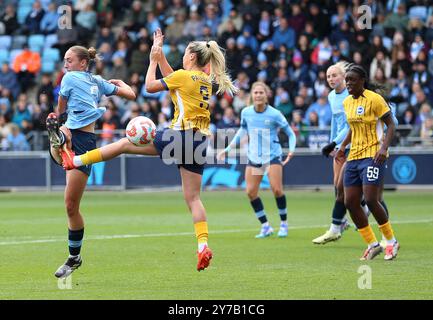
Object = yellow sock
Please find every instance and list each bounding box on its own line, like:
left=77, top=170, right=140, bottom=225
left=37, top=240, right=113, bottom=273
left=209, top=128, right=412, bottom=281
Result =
left=194, top=221, right=208, bottom=250
left=80, top=149, right=103, bottom=165
left=358, top=225, right=378, bottom=245
left=378, top=221, right=395, bottom=241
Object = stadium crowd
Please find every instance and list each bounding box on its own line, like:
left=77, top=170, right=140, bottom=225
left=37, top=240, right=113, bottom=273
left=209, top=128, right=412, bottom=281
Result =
left=0, top=0, right=433, bottom=151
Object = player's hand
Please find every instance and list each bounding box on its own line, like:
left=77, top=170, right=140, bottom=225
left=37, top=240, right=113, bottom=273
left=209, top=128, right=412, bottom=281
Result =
left=335, top=148, right=346, bottom=164
left=217, top=150, right=226, bottom=161
left=150, top=45, right=162, bottom=62
left=153, top=28, right=164, bottom=47
left=321, top=141, right=336, bottom=157
left=374, top=146, right=387, bottom=165
left=281, top=152, right=294, bottom=166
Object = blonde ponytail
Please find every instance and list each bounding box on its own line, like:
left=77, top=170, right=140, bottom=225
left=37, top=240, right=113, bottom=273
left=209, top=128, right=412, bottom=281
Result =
left=188, top=40, right=238, bottom=96
left=207, top=41, right=238, bottom=96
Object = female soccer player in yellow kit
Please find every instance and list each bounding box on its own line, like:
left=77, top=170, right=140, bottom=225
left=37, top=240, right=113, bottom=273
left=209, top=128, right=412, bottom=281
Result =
left=61, top=29, right=238, bottom=271
left=335, top=64, right=399, bottom=261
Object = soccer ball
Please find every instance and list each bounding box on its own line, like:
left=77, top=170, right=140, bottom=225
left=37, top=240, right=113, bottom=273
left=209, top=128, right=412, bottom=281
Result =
left=125, top=116, right=156, bottom=146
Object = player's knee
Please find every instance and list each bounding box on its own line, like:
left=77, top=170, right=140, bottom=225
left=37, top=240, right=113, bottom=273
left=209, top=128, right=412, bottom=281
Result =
left=272, top=187, right=283, bottom=197
left=65, top=198, right=79, bottom=217
left=246, top=188, right=258, bottom=200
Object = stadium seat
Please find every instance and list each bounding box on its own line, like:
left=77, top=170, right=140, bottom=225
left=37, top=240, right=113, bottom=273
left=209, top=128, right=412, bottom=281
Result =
left=42, top=48, right=60, bottom=62
left=19, top=0, right=35, bottom=6
left=11, top=35, right=27, bottom=50
left=28, top=34, right=45, bottom=52
left=9, top=49, right=23, bottom=67
left=41, top=61, right=56, bottom=73
left=44, top=34, right=58, bottom=49
left=0, top=35, right=12, bottom=50
left=17, top=6, right=32, bottom=25
left=0, top=49, right=9, bottom=64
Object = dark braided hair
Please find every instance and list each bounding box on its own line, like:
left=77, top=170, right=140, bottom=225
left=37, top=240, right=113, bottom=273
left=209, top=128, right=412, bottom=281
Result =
left=346, top=64, right=388, bottom=98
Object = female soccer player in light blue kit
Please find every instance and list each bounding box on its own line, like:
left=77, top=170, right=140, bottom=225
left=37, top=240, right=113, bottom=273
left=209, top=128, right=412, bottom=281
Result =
left=46, top=46, right=136, bottom=278
left=218, top=82, right=296, bottom=238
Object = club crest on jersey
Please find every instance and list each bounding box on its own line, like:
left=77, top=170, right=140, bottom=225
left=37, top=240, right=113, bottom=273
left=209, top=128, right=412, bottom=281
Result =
left=264, top=119, right=271, bottom=125
left=356, top=106, right=365, bottom=115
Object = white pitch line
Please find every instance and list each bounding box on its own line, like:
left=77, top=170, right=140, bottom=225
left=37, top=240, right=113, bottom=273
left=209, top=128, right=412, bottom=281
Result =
left=0, top=219, right=432, bottom=246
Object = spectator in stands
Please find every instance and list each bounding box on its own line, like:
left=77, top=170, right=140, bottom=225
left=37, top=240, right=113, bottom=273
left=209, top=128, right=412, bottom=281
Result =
left=156, top=112, right=170, bottom=130
left=99, top=108, right=121, bottom=146
left=55, top=25, right=79, bottom=57
left=0, top=63, right=19, bottom=99
left=12, top=44, right=41, bottom=92
left=271, top=17, right=295, bottom=49
left=76, top=4, right=97, bottom=46
left=165, top=12, right=187, bottom=44
left=0, top=4, right=18, bottom=35
left=370, top=50, right=392, bottom=81
left=96, top=27, right=116, bottom=49
left=274, top=89, right=293, bottom=119
left=410, top=33, right=426, bottom=62
left=125, top=0, right=146, bottom=32
left=183, top=9, right=204, bottom=40
left=290, top=109, right=307, bottom=147
left=146, top=11, right=161, bottom=35
left=37, top=73, right=54, bottom=104
left=304, top=94, right=332, bottom=129
left=165, top=42, right=183, bottom=71
left=420, top=116, right=433, bottom=145
left=389, top=68, right=410, bottom=116
left=12, top=94, right=32, bottom=130
left=23, top=0, right=45, bottom=35
left=5, top=124, right=30, bottom=151
left=308, top=3, right=331, bottom=39
left=128, top=40, right=150, bottom=76
left=216, top=107, right=239, bottom=130
left=203, top=3, right=221, bottom=37
left=383, top=3, right=409, bottom=32
left=74, top=0, right=94, bottom=12
left=40, top=2, right=59, bottom=35
left=256, top=10, right=272, bottom=42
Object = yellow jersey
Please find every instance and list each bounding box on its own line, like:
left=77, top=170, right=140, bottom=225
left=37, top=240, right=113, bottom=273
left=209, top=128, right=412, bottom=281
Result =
left=161, top=69, right=212, bottom=135
left=343, top=89, right=390, bottom=161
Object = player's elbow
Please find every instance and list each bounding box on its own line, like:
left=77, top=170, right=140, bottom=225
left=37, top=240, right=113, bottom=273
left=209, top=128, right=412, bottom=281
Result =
left=145, top=83, right=158, bottom=93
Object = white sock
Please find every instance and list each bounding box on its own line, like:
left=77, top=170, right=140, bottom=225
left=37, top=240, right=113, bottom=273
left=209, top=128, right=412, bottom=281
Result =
left=280, top=220, right=287, bottom=226
left=198, top=242, right=207, bottom=252
left=73, top=156, right=83, bottom=167
left=385, top=237, right=396, bottom=245
left=368, top=242, right=379, bottom=249
left=330, top=224, right=341, bottom=234
left=262, top=222, right=269, bottom=228
left=68, top=254, right=80, bottom=259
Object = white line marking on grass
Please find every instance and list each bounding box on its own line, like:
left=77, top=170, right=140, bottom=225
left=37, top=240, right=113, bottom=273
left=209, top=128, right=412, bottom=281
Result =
left=0, top=219, right=431, bottom=246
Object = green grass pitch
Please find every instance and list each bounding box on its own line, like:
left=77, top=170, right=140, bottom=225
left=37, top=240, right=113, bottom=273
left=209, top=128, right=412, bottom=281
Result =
left=0, top=190, right=432, bottom=300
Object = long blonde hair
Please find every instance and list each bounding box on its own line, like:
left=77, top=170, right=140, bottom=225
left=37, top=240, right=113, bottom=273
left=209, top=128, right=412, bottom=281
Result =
left=188, top=41, right=238, bottom=96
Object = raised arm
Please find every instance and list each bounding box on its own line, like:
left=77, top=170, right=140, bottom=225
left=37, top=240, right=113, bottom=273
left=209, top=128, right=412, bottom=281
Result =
left=153, top=28, right=174, bottom=77
left=145, top=45, right=167, bottom=93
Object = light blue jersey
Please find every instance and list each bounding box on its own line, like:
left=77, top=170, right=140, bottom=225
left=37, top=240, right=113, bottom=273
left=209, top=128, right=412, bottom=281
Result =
left=228, top=105, right=296, bottom=164
left=59, top=71, right=118, bottom=129
left=328, top=88, right=350, bottom=148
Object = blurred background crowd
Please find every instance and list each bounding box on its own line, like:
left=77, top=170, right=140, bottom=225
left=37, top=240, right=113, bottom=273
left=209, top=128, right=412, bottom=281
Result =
left=0, top=0, right=433, bottom=152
